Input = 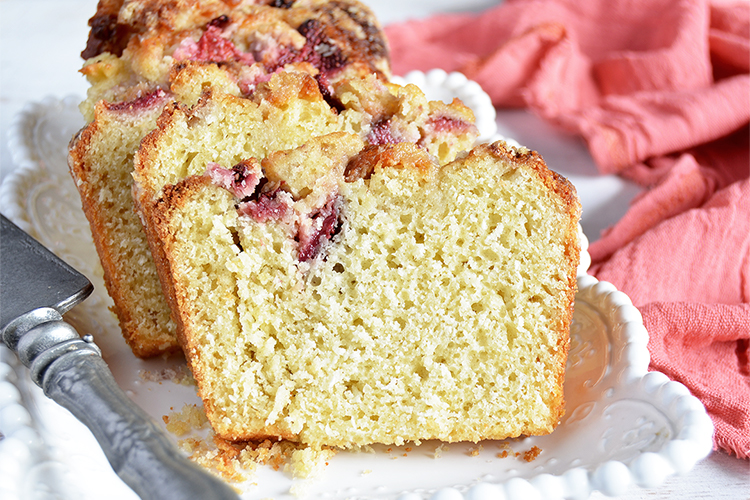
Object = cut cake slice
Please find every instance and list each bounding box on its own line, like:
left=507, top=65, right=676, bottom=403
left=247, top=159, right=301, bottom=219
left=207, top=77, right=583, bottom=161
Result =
left=134, top=127, right=581, bottom=448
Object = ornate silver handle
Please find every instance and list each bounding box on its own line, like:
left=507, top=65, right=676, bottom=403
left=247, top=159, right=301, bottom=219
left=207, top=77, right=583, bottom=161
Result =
left=3, top=308, right=240, bottom=500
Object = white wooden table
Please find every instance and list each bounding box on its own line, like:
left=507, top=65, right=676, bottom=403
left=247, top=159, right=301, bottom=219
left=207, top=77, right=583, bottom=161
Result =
left=0, top=1, right=747, bottom=499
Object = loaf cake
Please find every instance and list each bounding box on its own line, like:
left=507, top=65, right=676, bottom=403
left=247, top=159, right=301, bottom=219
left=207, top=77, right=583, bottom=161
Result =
left=69, top=0, right=477, bottom=357
left=133, top=122, right=581, bottom=447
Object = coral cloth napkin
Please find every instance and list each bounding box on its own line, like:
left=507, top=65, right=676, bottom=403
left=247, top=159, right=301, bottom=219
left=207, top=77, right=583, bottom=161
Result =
left=385, top=0, right=750, bottom=458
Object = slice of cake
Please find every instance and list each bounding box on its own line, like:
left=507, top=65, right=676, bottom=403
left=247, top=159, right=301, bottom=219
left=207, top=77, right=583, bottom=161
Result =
left=135, top=130, right=581, bottom=447
left=69, top=89, right=177, bottom=355
left=68, top=0, right=477, bottom=357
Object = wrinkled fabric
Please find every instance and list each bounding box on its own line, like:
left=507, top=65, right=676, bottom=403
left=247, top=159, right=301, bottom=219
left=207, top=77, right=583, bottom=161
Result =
left=385, top=0, right=750, bottom=458
left=593, top=179, right=750, bottom=459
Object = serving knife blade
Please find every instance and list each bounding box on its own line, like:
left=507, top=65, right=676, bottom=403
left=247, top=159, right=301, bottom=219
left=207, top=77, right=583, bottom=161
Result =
left=0, top=214, right=239, bottom=500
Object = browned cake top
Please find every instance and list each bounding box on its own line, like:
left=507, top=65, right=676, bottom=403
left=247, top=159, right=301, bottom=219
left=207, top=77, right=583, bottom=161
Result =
left=81, top=0, right=390, bottom=82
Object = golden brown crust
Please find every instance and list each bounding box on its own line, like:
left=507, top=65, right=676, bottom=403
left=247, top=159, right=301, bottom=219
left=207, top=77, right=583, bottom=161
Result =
left=140, top=174, right=209, bottom=354
left=130, top=100, right=186, bottom=204
left=69, top=95, right=182, bottom=358
left=251, top=69, right=325, bottom=106
left=68, top=123, right=135, bottom=347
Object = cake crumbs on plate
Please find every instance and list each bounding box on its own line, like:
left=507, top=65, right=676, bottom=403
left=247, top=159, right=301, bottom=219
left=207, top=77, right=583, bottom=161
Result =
left=468, top=444, right=484, bottom=456
left=162, top=403, right=336, bottom=481
left=523, top=445, right=542, bottom=462
left=163, top=403, right=209, bottom=436
left=164, top=401, right=544, bottom=483
left=494, top=442, right=542, bottom=462
left=200, top=433, right=334, bottom=481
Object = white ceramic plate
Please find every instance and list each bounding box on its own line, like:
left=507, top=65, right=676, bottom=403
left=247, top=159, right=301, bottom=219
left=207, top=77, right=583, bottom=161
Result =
left=0, top=74, right=712, bottom=500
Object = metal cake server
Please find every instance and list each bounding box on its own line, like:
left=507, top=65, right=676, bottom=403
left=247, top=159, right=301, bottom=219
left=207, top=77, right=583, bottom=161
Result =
left=0, top=214, right=239, bottom=500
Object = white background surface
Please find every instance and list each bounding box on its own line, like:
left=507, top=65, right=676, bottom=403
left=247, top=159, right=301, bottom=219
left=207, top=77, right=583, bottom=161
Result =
left=0, top=1, right=747, bottom=499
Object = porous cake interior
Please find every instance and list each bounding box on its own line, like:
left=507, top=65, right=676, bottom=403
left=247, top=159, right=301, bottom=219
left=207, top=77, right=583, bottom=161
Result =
left=154, top=137, right=578, bottom=448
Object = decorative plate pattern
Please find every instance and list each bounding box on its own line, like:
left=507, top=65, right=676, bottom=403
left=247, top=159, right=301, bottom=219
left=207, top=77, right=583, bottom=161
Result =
left=0, top=74, right=712, bottom=500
